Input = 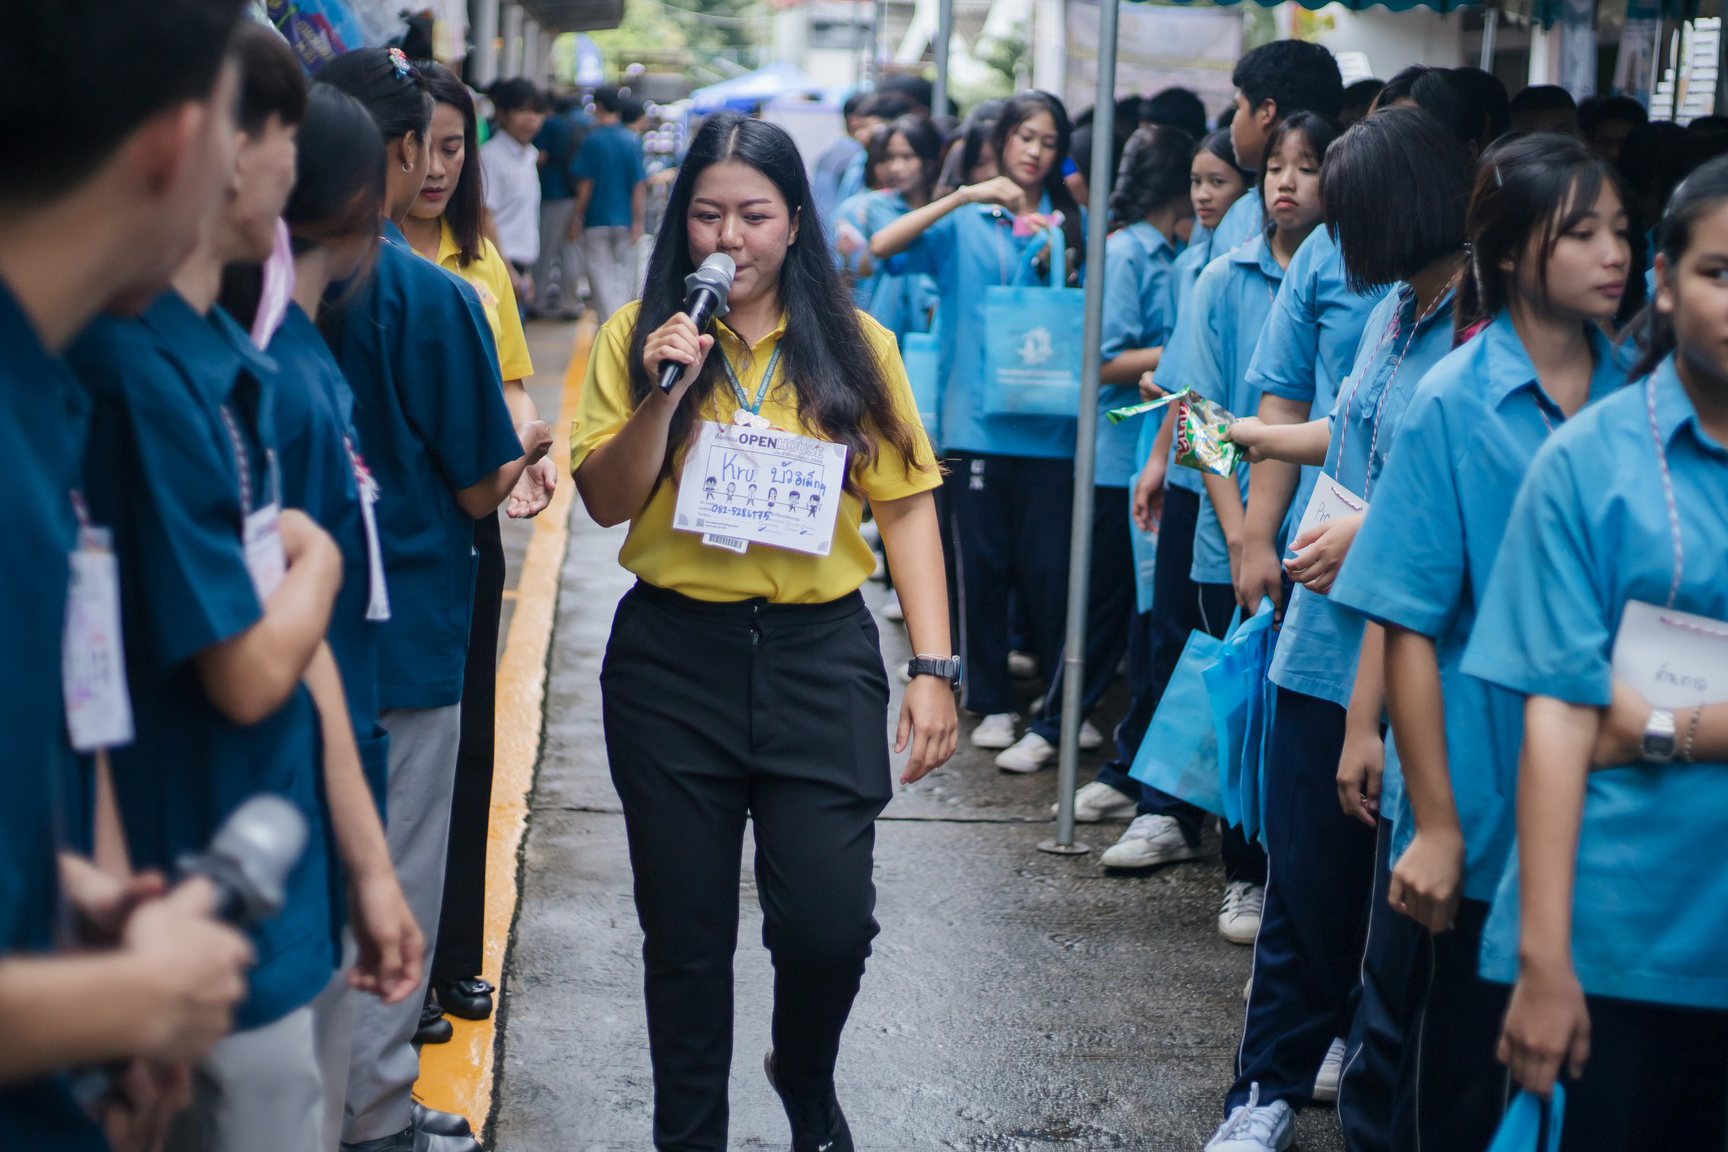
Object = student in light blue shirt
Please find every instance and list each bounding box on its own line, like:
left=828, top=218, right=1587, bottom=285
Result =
left=834, top=116, right=940, bottom=342
left=1206, top=107, right=1471, bottom=1150
left=1460, top=156, right=1728, bottom=1151
left=1331, top=133, right=1633, bottom=1151
left=871, top=92, right=1088, bottom=752
left=999, top=125, right=1192, bottom=774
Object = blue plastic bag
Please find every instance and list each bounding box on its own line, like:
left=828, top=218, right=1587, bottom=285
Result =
left=981, top=227, right=1085, bottom=417
left=1202, top=602, right=1274, bottom=831
left=1129, top=627, right=1226, bottom=816
left=901, top=330, right=940, bottom=439
left=1128, top=416, right=1160, bottom=615
left=1486, top=1087, right=1563, bottom=1152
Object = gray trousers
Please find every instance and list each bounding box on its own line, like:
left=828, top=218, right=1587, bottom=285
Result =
left=581, top=225, right=640, bottom=325
left=312, top=935, right=357, bottom=1152
left=533, top=199, right=583, bottom=312
left=342, top=704, right=462, bottom=1143
left=165, top=1006, right=324, bottom=1152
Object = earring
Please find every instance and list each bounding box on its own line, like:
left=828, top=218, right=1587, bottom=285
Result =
left=401, top=158, right=414, bottom=174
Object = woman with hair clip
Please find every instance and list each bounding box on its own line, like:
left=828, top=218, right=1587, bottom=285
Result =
left=570, top=110, right=956, bottom=1152
left=1001, top=124, right=1191, bottom=776
left=400, top=58, right=556, bottom=1038
left=1206, top=106, right=1463, bottom=1152
left=1329, top=132, right=1631, bottom=1151
left=217, top=77, right=433, bottom=1152
left=870, top=90, right=1086, bottom=755
left=1455, top=156, right=1728, bottom=1151
left=1078, top=129, right=1248, bottom=833
left=315, top=46, right=549, bottom=1152
left=834, top=115, right=942, bottom=341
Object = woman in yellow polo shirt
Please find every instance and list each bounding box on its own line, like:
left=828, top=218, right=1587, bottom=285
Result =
left=571, top=111, right=957, bottom=1152
left=399, top=61, right=557, bottom=1036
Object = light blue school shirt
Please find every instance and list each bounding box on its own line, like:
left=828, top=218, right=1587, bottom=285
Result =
left=1330, top=312, right=1625, bottom=901
left=836, top=189, right=936, bottom=341
left=0, top=279, right=108, bottom=1152
left=332, top=222, right=523, bottom=710
left=1244, top=226, right=1386, bottom=520
left=70, top=294, right=338, bottom=1031
left=898, top=195, right=1082, bottom=458
left=1267, top=282, right=1457, bottom=708
left=1212, top=186, right=1263, bottom=256
left=1097, top=221, right=1178, bottom=487
left=1462, top=357, right=1728, bottom=1010
left=1157, top=233, right=1283, bottom=585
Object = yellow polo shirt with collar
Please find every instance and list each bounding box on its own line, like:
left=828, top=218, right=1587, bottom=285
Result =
left=428, top=220, right=536, bottom=383
left=571, top=301, right=941, bottom=603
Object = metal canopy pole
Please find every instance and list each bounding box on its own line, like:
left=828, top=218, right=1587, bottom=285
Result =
left=1479, top=0, right=1500, bottom=70
left=1039, top=0, right=1118, bottom=857
left=932, top=0, right=954, bottom=120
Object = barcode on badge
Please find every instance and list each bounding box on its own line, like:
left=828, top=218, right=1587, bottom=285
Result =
left=702, top=533, right=749, bottom=554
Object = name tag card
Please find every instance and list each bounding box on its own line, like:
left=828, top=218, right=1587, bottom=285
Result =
left=673, top=420, right=849, bottom=556
left=244, top=503, right=287, bottom=601
left=63, top=528, right=134, bottom=752
left=1295, top=474, right=1368, bottom=546
left=1612, top=600, right=1728, bottom=709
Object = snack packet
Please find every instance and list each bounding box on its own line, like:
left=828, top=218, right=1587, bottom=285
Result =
left=1104, top=389, right=1189, bottom=426
left=1173, top=393, right=1244, bottom=477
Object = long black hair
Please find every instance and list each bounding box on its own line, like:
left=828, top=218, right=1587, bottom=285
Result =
left=220, top=84, right=387, bottom=334
left=1456, top=132, right=1641, bottom=336
left=314, top=46, right=432, bottom=146
left=1324, top=106, right=1468, bottom=294
left=627, top=112, right=926, bottom=493
left=1630, top=154, right=1728, bottom=378
left=1109, top=124, right=1195, bottom=229
left=417, top=60, right=484, bottom=266
left=990, top=91, right=1085, bottom=273
left=868, top=114, right=943, bottom=204
left=936, top=98, right=1004, bottom=196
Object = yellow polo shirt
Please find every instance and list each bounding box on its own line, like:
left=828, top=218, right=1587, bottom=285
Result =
left=571, top=301, right=940, bottom=603
left=429, top=221, right=535, bottom=383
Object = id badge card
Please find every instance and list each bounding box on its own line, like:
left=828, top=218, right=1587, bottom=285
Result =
left=244, top=502, right=287, bottom=600
left=672, top=418, right=849, bottom=556
left=1295, top=474, right=1368, bottom=546
left=1611, top=600, right=1728, bottom=708
left=63, top=527, right=134, bottom=752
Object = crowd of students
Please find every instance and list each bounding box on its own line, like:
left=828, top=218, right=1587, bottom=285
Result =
left=2, top=4, right=561, bottom=1150
left=836, top=39, right=1728, bottom=1152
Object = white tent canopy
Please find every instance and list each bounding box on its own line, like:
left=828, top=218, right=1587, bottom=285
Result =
left=689, top=60, right=827, bottom=112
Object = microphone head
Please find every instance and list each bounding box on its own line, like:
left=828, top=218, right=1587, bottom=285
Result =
left=685, top=252, right=737, bottom=307
left=203, top=795, right=309, bottom=924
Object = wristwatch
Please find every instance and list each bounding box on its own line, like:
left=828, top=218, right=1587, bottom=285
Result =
left=1642, top=707, right=1678, bottom=762
left=907, top=654, right=963, bottom=688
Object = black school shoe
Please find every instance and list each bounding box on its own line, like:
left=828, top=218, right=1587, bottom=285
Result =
left=411, top=1101, right=472, bottom=1138
left=434, top=977, right=495, bottom=1021
left=763, top=1050, right=855, bottom=1152
left=414, top=996, right=453, bottom=1045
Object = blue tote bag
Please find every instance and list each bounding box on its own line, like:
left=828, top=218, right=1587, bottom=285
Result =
left=1129, top=625, right=1228, bottom=816
left=1486, top=1088, right=1563, bottom=1152
left=1201, top=602, right=1275, bottom=832
left=901, top=330, right=941, bottom=438
left=980, top=226, right=1086, bottom=417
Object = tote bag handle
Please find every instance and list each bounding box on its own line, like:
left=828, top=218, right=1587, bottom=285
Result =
left=1486, top=1087, right=1564, bottom=1152
left=1008, top=224, right=1066, bottom=289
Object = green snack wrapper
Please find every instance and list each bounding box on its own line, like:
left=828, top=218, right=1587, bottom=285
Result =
left=1173, top=393, right=1244, bottom=477
left=1104, top=389, right=1190, bottom=426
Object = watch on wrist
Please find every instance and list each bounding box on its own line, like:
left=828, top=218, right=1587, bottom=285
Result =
left=1642, top=707, right=1678, bottom=762
left=907, top=654, right=962, bottom=688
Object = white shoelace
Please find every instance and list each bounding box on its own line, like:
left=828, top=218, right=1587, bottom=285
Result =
left=1222, top=882, right=1263, bottom=919
left=1123, top=814, right=1167, bottom=841
left=1216, top=1084, right=1283, bottom=1144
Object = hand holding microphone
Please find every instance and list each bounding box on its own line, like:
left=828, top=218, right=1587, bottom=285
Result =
left=645, top=253, right=736, bottom=399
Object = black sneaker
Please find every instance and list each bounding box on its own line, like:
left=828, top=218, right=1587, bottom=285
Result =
left=434, top=977, right=494, bottom=1021
left=763, top=1050, right=854, bottom=1152
left=414, top=996, right=453, bottom=1045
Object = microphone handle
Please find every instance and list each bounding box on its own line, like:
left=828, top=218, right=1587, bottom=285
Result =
left=658, top=287, right=723, bottom=393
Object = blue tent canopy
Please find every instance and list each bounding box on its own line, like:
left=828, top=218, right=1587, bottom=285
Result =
left=689, top=61, right=828, bottom=113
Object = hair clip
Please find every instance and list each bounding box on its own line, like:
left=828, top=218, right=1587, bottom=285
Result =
left=1492, top=162, right=1504, bottom=189
left=388, top=47, right=412, bottom=79
left=1462, top=239, right=1474, bottom=257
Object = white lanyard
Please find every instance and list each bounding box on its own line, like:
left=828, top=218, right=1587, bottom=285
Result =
left=1645, top=375, right=1686, bottom=610
left=217, top=402, right=279, bottom=517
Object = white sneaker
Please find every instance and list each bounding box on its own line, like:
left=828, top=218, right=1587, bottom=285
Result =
left=1007, top=650, right=1038, bottom=679
left=1078, top=719, right=1104, bottom=751
left=882, top=592, right=904, bottom=623
left=1217, top=880, right=1265, bottom=946
left=895, top=660, right=913, bottom=684
left=1052, top=780, right=1140, bottom=823
left=1099, top=814, right=1203, bottom=869
left=1205, top=1084, right=1294, bottom=1152
left=1312, top=1037, right=1345, bottom=1105
left=970, top=713, right=1019, bottom=750
left=996, top=732, right=1056, bottom=773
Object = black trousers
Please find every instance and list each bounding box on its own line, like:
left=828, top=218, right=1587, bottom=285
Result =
left=1556, top=995, right=1728, bottom=1152
left=434, top=512, right=504, bottom=984
left=601, top=582, right=893, bottom=1152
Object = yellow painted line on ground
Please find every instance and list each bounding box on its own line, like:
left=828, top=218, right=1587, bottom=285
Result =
left=413, top=319, right=596, bottom=1134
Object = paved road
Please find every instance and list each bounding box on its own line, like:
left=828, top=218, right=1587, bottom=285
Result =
left=490, top=506, right=1348, bottom=1152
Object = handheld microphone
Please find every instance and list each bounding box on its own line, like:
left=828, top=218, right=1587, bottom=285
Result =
left=179, top=794, right=310, bottom=928
left=658, top=252, right=736, bottom=394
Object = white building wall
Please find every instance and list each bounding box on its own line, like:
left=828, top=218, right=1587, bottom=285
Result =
left=1314, top=6, right=1467, bottom=77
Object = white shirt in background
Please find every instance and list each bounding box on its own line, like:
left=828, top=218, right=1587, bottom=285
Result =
left=480, top=133, right=542, bottom=265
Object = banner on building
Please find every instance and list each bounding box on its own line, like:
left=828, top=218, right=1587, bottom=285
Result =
left=1064, top=1, right=1243, bottom=122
